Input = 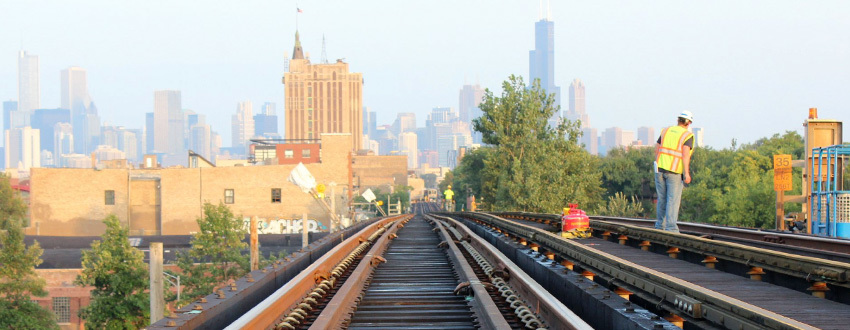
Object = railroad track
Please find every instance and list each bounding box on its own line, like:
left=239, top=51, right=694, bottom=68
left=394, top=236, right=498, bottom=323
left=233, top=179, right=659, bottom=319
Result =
left=226, top=206, right=592, bottom=329
left=496, top=211, right=850, bottom=302
left=470, top=212, right=850, bottom=329
left=589, top=215, right=850, bottom=260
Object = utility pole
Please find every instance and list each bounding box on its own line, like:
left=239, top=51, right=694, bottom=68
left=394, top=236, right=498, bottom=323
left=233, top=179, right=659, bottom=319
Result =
left=149, top=242, right=165, bottom=324
left=250, top=216, right=259, bottom=271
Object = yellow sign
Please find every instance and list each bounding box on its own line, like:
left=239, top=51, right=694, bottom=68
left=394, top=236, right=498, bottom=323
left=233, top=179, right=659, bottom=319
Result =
left=316, top=184, right=326, bottom=193
left=773, top=154, right=792, bottom=191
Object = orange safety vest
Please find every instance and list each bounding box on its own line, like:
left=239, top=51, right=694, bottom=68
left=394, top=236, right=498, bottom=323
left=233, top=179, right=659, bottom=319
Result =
left=656, top=126, right=695, bottom=174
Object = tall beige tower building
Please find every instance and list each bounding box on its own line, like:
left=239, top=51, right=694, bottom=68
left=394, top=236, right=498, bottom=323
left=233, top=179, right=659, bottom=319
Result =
left=283, top=31, right=363, bottom=151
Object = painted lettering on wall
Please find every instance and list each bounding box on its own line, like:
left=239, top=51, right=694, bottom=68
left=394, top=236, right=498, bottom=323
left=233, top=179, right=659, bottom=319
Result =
left=242, top=217, right=328, bottom=234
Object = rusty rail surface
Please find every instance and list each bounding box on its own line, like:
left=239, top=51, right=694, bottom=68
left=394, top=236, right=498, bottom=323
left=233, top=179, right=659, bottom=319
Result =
left=224, top=214, right=411, bottom=329
left=225, top=210, right=597, bottom=329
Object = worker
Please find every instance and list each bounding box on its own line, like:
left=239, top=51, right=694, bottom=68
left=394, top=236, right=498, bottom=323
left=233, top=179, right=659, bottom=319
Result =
left=654, top=111, right=695, bottom=233
left=444, top=185, right=454, bottom=211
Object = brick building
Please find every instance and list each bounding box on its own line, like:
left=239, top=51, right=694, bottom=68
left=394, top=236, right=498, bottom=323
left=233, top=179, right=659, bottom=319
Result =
left=27, top=133, right=409, bottom=236
left=28, top=134, right=352, bottom=236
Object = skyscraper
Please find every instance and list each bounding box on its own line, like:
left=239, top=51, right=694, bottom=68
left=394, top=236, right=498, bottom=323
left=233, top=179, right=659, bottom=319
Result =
left=119, top=129, right=142, bottom=162
left=32, top=108, right=71, bottom=156
left=368, top=110, right=377, bottom=140
left=61, top=67, right=88, bottom=115
left=580, top=127, right=598, bottom=155
left=399, top=132, right=418, bottom=169
left=284, top=30, right=363, bottom=150
left=637, top=126, right=656, bottom=146
left=528, top=8, right=560, bottom=124
left=61, top=66, right=101, bottom=154
left=5, top=126, right=40, bottom=170
left=567, top=79, right=589, bottom=128
left=232, top=101, right=255, bottom=151
left=362, top=106, right=372, bottom=141
left=18, top=51, right=40, bottom=116
left=601, top=127, right=624, bottom=155
left=190, top=124, right=212, bottom=160
left=262, top=102, right=276, bottom=116
left=153, top=90, right=183, bottom=154
left=424, top=107, right=458, bottom=152
left=458, top=84, right=485, bottom=124
left=145, top=112, right=154, bottom=153
left=392, top=113, right=416, bottom=135
left=254, top=102, right=279, bottom=138
left=692, top=127, right=704, bottom=148
left=53, top=123, right=74, bottom=166
left=2, top=101, right=18, bottom=139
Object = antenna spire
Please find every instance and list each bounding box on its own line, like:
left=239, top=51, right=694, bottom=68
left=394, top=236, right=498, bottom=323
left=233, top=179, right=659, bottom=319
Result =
left=538, top=0, right=543, bottom=20
left=321, top=34, right=329, bottom=64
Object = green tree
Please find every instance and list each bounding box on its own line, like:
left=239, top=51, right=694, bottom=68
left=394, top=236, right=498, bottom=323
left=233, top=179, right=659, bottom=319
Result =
left=0, top=174, right=28, bottom=229
left=472, top=75, right=602, bottom=213
left=175, top=202, right=249, bottom=306
left=443, top=148, right=491, bottom=211
left=597, top=147, right=655, bottom=216
left=596, top=192, right=644, bottom=217
left=421, top=174, right=438, bottom=189
left=76, top=215, right=149, bottom=329
left=680, top=131, right=804, bottom=228
left=0, top=218, right=58, bottom=329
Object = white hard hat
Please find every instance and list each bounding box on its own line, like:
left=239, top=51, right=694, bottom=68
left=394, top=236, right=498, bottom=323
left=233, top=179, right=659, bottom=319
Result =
left=678, top=110, right=694, bottom=122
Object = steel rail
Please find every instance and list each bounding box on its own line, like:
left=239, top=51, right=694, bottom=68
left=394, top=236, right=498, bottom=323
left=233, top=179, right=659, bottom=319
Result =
left=427, top=214, right=593, bottom=330
left=307, top=217, right=412, bottom=328
left=496, top=212, right=850, bottom=286
left=311, top=215, right=509, bottom=329
left=590, top=215, right=850, bottom=254
left=306, top=215, right=510, bottom=328
left=496, top=212, right=850, bottom=254
left=590, top=220, right=850, bottom=285
left=465, top=212, right=819, bottom=330
left=225, top=215, right=410, bottom=330
left=430, top=217, right=512, bottom=329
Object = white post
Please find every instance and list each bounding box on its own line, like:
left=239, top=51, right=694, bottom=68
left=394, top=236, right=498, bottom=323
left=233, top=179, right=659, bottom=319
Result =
left=302, top=213, right=309, bottom=248
left=330, top=183, right=336, bottom=232
left=150, top=242, right=165, bottom=324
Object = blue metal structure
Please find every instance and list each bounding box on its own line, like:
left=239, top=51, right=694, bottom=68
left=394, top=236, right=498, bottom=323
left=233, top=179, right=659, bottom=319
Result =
left=810, top=144, right=850, bottom=238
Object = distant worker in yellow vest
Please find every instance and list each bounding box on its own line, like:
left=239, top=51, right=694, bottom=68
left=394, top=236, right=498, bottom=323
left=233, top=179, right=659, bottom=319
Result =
left=444, top=185, right=454, bottom=211
left=654, top=111, right=695, bottom=233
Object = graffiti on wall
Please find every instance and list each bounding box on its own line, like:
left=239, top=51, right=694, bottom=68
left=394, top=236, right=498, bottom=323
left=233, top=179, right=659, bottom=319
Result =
left=242, top=217, right=329, bottom=234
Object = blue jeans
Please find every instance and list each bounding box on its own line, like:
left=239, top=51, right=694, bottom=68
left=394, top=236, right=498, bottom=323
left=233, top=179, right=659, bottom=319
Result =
left=655, top=172, right=684, bottom=232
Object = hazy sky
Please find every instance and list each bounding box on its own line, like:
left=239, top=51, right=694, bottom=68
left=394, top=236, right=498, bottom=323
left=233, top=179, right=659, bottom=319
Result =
left=2, top=1, right=849, bottom=148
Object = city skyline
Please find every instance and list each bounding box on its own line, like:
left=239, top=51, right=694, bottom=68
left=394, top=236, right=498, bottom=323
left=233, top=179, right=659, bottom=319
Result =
left=1, top=1, right=849, bottom=150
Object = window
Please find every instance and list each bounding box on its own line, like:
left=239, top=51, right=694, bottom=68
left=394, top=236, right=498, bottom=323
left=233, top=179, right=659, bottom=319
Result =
left=225, top=189, right=234, bottom=204
left=284, top=150, right=294, bottom=159
left=105, top=190, right=115, bottom=205
left=271, top=188, right=281, bottom=203
left=53, top=297, right=70, bottom=323
left=302, top=149, right=311, bottom=158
